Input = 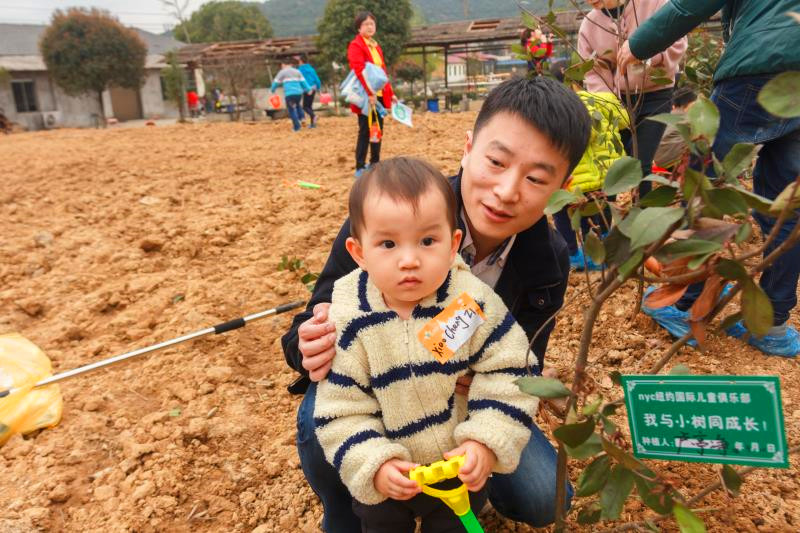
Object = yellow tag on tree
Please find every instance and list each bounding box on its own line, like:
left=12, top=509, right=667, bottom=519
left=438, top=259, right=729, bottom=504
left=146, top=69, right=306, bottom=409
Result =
left=417, top=293, right=486, bottom=364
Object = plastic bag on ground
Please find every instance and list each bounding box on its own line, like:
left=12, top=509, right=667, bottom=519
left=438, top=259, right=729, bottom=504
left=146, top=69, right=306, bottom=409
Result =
left=0, top=333, right=63, bottom=447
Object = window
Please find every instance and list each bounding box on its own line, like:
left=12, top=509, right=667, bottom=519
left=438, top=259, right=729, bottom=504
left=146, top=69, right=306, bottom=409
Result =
left=11, top=80, right=37, bottom=112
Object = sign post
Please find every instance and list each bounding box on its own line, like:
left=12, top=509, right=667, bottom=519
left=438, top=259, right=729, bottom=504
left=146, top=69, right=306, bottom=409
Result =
left=621, top=375, right=788, bottom=468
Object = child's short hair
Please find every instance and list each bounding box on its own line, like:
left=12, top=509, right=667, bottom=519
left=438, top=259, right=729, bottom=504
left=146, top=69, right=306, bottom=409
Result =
left=472, top=76, right=591, bottom=179
left=349, top=157, right=458, bottom=240
left=283, top=56, right=299, bottom=67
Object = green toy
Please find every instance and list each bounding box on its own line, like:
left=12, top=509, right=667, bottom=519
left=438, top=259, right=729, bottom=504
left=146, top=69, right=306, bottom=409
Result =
left=408, top=455, right=484, bottom=532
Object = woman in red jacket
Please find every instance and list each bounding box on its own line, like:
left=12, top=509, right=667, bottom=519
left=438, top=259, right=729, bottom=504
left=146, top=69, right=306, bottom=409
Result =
left=348, top=11, right=397, bottom=177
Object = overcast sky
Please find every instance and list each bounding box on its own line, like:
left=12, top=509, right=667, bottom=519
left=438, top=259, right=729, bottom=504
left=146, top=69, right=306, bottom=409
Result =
left=0, top=1, right=219, bottom=33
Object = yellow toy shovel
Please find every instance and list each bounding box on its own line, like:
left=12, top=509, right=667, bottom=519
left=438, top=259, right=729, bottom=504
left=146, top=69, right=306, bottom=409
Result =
left=409, top=455, right=484, bottom=532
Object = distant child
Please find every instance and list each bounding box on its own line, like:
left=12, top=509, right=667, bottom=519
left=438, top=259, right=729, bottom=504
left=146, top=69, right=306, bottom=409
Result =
left=550, top=59, right=629, bottom=270
left=270, top=58, right=311, bottom=132
left=653, top=86, right=697, bottom=171
left=296, top=54, right=322, bottom=128
left=314, top=157, right=539, bottom=531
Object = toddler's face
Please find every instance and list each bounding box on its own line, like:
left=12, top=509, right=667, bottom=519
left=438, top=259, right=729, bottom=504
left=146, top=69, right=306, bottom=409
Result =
left=347, top=187, right=461, bottom=316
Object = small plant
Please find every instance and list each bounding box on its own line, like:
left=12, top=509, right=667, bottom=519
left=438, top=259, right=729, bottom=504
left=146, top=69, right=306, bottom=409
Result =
left=278, top=255, right=320, bottom=292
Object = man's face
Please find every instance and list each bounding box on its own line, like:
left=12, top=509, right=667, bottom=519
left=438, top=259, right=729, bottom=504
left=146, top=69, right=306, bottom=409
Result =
left=460, top=111, right=571, bottom=248
left=346, top=188, right=462, bottom=314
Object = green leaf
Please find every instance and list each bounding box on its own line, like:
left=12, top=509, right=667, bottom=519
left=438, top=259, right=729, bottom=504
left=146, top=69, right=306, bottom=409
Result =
left=716, top=259, right=748, bottom=281
left=627, top=207, right=685, bottom=250
left=603, top=156, right=644, bottom=195
left=705, top=188, right=749, bottom=216
left=656, top=239, right=721, bottom=263
left=602, top=402, right=620, bottom=416
left=602, top=437, right=646, bottom=471
left=687, top=95, right=719, bottom=140
left=649, top=112, right=685, bottom=127
left=687, top=251, right=715, bottom=270
left=618, top=249, right=644, bottom=280
left=172, top=293, right=185, bottom=304
left=769, top=179, right=800, bottom=214
left=580, top=201, right=601, bottom=217
left=741, top=280, right=773, bottom=337
left=645, top=173, right=678, bottom=186
left=645, top=519, right=660, bottom=532
left=651, top=76, right=674, bottom=86
left=683, top=168, right=709, bottom=200
left=634, top=475, right=675, bottom=514
left=616, top=207, right=642, bottom=238
left=577, top=502, right=602, bottom=525
left=583, top=397, right=603, bottom=416
left=599, top=465, right=636, bottom=520
left=757, top=71, right=800, bottom=118
left=721, top=465, right=743, bottom=497
left=735, top=222, right=752, bottom=244
left=604, top=227, right=632, bottom=267
left=640, top=186, right=677, bottom=207
left=722, top=143, right=758, bottom=179
left=601, top=414, right=618, bottom=436
left=576, top=455, right=611, bottom=497
left=554, top=418, right=596, bottom=448
left=673, top=502, right=707, bottom=533
left=545, top=189, right=580, bottom=215
left=728, top=186, right=773, bottom=214
left=570, top=205, right=582, bottom=231
left=515, top=376, right=571, bottom=398
left=584, top=231, right=606, bottom=264
left=565, top=432, right=603, bottom=459
left=669, top=364, right=691, bottom=375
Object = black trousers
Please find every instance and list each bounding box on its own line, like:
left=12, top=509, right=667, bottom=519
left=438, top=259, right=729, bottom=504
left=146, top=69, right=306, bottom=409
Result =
left=302, top=90, right=316, bottom=122
left=620, top=88, right=673, bottom=196
left=356, top=112, right=383, bottom=170
left=352, top=484, right=487, bottom=533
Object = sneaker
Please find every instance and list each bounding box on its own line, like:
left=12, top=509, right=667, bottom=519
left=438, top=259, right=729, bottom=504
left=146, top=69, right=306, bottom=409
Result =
left=727, top=321, right=800, bottom=357
left=355, top=168, right=365, bottom=178
left=569, top=249, right=586, bottom=271
left=641, top=286, right=697, bottom=346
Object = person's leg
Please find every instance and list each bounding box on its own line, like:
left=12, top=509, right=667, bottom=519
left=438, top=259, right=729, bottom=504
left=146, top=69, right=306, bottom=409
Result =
left=353, top=498, right=417, bottom=533
left=356, top=114, right=369, bottom=171
left=368, top=113, right=384, bottom=165
left=622, top=90, right=672, bottom=197
left=286, top=95, right=302, bottom=131
left=487, top=422, right=572, bottom=527
left=751, top=127, right=800, bottom=326
left=296, top=382, right=363, bottom=532
left=303, top=90, right=317, bottom=125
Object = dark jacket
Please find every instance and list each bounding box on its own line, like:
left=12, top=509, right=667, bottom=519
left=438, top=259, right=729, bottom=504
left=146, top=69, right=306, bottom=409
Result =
left=629, top=0, right=800, bottom=84
left=281, top=173, right=570, bottom=394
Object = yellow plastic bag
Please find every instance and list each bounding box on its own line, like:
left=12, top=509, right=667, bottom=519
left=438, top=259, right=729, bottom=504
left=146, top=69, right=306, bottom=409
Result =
left=0, top=333, right=62, bottom=447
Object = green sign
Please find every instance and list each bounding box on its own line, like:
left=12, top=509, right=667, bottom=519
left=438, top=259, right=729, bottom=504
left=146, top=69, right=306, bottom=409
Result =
left=621, top=375, right=788, bottom=468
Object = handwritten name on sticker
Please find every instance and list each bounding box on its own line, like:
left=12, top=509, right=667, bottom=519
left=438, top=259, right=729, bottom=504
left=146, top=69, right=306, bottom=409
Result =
left=417, top=293, right=487, bottom=364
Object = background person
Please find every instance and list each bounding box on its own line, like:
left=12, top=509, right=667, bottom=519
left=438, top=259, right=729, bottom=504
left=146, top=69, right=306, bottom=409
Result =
left=296, top=54, right=322, bottom=128
left=579, top=0, right=687, bottom=196
left=348, top=10, right=397, bottom=178
left=271, top=58, right=312, bottom=132
left=619, top=0, right=800, bottom=357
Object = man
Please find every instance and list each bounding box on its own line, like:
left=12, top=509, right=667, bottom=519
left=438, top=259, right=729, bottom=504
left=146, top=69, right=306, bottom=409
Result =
left=618, top=0, right=800, bottom=356
left=282, top=77, right=591, bottom=531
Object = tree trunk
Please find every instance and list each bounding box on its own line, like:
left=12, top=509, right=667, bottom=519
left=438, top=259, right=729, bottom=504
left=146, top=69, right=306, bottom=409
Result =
left=97, top=90, right=106, bottom=128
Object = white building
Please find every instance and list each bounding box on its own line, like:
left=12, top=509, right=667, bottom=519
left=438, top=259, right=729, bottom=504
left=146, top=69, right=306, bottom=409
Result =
left=0, top=23, right=181, bottom=130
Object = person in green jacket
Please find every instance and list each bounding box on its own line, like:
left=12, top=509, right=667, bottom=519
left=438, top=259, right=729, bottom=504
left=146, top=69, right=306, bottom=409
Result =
left=550, top=60, right=630, bottom=271
left=618, top=0, right=800, bottom=357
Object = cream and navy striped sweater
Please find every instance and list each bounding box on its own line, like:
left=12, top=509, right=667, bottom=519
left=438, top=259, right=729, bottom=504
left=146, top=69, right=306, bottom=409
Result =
left=314, top=257, right=539, bottom=505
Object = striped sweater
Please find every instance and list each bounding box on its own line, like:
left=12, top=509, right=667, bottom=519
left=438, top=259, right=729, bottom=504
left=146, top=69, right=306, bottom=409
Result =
left=314, top=257, right=539, bottom=505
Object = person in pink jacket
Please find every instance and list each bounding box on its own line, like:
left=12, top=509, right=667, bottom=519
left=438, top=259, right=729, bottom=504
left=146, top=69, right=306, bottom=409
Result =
left=578, top=0, right=687, bottom=196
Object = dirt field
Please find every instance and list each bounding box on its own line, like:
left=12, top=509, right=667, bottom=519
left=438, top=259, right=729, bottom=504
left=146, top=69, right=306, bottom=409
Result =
left=1, top=113, right=798, bottom=532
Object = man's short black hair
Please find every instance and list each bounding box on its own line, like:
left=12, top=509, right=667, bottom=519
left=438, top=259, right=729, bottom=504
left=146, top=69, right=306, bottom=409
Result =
left=354, top=11, right=376, bottom=33
left=672, top=86, right=697, bottom=108
left=472, top=76, right=591, bottom=178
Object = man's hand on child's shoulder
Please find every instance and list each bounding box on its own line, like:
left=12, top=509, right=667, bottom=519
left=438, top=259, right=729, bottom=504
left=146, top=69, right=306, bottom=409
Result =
left=374, top=458, right=422, bottom=501
left=445, top=440, right=497, bottom=492
left=298, top=302, right=337, bottom=381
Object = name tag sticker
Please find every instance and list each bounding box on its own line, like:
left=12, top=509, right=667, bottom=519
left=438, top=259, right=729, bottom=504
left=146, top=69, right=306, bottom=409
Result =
left=418, top=293, right=486, bottom=364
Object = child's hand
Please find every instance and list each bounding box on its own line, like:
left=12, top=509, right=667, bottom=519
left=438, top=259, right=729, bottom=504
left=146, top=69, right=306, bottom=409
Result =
left=444, top=440, right=496, bottom=492
left=374, top=459, right=421, bottom=500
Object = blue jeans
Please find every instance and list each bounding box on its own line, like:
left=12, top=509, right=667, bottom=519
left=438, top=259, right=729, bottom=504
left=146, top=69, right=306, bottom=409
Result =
left=297, top=382, right=573, bottom=532
left=677, top=75, right=800, bottom=325
left=285, top=94, right=303, bottom=131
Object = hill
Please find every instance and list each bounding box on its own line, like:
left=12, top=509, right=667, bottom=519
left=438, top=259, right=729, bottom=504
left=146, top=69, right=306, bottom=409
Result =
left=260, top=0, right=571, bottom=37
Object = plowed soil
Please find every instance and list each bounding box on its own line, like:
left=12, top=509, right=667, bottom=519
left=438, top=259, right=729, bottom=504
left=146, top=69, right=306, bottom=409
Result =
left=1, top=113, right=797, bottom=532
